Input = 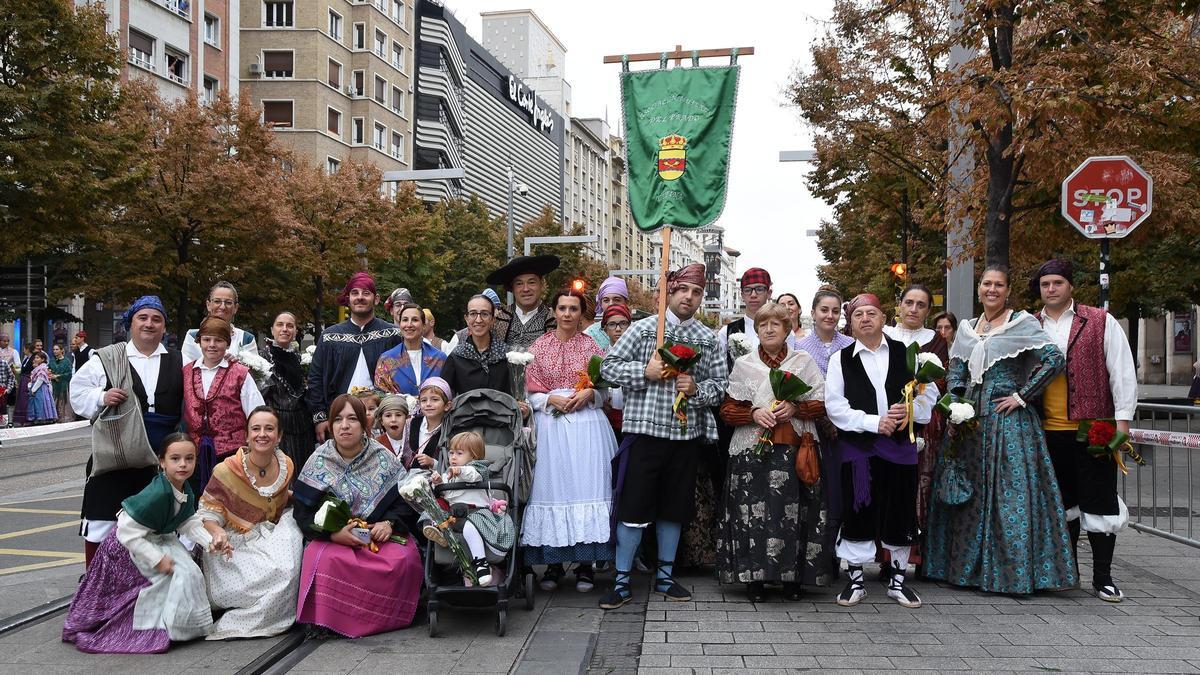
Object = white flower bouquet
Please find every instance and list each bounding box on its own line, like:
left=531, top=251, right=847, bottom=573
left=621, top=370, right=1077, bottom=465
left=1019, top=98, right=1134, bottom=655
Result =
left=728, top=332, right=752, bottom=360
left=506, top=350, right=534, bottom=402
left=398, top=474, right=478, bottom=585
left=238, top=350, right=274, bottom=388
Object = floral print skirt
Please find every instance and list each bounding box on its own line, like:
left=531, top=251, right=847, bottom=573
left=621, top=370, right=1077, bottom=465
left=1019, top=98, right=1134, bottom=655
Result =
left=716, top=444, right=835, bottom=586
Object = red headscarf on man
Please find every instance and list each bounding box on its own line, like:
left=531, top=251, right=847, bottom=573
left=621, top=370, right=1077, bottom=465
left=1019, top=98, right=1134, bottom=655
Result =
left=338, top=272, right=377, bottom=306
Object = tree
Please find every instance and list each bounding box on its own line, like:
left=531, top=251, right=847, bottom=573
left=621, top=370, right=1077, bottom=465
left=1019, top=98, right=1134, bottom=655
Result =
left=424, top=196, right=507, bottom=329
left=65, top=89, right=294, bottom=338
left=374, top=184, right=450, bottom=328
left=281, top=159, right=393, bottom=334
left=0, top=1, right=143, bottom=263
left=791, top=0, right=1200, bottom=320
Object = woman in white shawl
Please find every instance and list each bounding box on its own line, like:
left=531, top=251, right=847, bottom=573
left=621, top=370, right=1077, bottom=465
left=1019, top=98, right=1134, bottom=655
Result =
left=717, top=302, right=831, bottom=603
left=923, top=265, right=1076, bottom=594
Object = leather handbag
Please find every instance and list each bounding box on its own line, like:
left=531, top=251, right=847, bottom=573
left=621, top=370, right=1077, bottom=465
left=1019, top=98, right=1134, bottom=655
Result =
left=795, top=432, right=820, bottom=486
left=89, top=345, right=156, bottom=477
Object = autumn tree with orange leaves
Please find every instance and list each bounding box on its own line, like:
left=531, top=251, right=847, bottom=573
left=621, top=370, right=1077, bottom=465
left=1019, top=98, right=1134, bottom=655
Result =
left=792, top=0, right=1200, bottom=331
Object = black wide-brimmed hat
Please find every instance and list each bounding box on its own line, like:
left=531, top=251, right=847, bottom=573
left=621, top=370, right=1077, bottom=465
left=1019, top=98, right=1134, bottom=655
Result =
left=486, top=255, right=561, bottom=287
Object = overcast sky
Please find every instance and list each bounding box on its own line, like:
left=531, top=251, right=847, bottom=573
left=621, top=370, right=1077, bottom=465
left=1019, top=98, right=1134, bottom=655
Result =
left=447, top=0, right=837, bottom=305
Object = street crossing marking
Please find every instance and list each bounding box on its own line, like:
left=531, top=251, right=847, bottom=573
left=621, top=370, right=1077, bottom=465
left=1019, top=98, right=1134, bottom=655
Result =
left=0, top=548, right=85, bottom=559
left=0, top=520, right=78, bottom=541
left=0, top=558, right=82, bottom=576
left=0, top=508, right=78, bottom=515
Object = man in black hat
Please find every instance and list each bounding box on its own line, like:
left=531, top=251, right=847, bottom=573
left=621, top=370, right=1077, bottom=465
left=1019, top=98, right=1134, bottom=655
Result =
left=488, top=255, right=561, bottom=351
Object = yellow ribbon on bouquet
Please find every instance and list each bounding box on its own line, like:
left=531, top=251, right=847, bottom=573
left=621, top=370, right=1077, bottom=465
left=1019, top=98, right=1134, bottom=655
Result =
left=348, top=517, right=380, bottom=553
left=901, top=380, right=926, bottom=443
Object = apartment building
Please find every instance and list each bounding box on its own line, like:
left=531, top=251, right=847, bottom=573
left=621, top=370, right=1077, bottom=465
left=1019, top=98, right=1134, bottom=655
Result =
left=239, top=0, right=414, bottom=175
left=81, top=0, right=239, bottom=103
left=566, top=118, right=611, bottom=262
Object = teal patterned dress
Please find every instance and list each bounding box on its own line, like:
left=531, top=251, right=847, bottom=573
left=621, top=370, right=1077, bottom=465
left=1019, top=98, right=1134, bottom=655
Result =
left=924, top=321, right=1077, bottom=594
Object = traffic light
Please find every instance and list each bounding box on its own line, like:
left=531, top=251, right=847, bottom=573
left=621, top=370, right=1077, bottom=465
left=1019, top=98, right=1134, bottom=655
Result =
left=890, top=262, right=908, bottom=281
left=571, top=278, right=586, bottom=293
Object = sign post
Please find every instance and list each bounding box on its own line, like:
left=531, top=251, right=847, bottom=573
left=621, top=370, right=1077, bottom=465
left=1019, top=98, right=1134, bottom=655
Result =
left=1060, top=156, right=1152, bottom=310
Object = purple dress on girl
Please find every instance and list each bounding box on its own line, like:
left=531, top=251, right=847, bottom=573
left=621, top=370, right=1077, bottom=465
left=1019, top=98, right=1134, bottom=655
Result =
left=26, top=362, right=57, bottom=422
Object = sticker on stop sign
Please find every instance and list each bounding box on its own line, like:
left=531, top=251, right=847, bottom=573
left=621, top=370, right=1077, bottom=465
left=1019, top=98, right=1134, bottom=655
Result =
left=1061, top=156, right=1152, bottom=239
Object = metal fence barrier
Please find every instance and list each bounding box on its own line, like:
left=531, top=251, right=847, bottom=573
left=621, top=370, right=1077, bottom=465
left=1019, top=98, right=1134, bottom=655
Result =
left=1125, top=403, right=1200, bottom=548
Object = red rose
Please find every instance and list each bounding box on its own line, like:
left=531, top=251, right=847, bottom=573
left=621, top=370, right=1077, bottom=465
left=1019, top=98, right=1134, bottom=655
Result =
left=668, top=345, right=696, bottom=359
left=783, top=372, right=792, bottom=381
left=1087, top=420, right=1116, bottom=447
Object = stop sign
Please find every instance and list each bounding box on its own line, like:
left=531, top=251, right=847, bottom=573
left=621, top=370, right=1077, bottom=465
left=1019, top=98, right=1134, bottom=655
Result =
left=1061, top=155, right=1152, bottom=239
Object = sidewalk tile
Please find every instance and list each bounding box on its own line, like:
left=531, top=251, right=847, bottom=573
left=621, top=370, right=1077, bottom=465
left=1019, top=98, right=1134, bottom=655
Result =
left=665, top=631, right=734, bottom=644
left=669, top=654, right=744, bottom=668
left=740, top=655, right=820, bottom=668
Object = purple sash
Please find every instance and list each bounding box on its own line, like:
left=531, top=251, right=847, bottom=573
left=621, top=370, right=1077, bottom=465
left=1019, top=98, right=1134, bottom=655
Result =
left=838, top=436, right=917, bottom=512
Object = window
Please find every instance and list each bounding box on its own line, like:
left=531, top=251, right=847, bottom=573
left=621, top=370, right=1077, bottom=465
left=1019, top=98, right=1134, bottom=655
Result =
left=128, top=29, right=154, bottom=70
left=326, top=157, right=341, bottom=174
left=262, top=100, right=293, bottom=128
left=202, top=76, right=218, bottom=104
left=390, top=131, right=404, bottom=160
left=327, top=58, right=342, bottom=89
left=165, top=48, right=188, bottom=84
left=263, top=50, right=293, bottom=78
left=328, top=10, right=343, bottom=41
left=373, top=122, right=386, bottom=151
left=373, top=75, right=386, bottom=103
left=203, top=14, right=219, bottom=47
left=374, top=30, right=387, bottom=58
left=391, top=0, right=404, bottom=27
left=351, top=70, right=365, bottom=97
left=390, top=86, right=404, bottom=115
left=391, top=41, right=404, bottom=70
left=352, top=117, right=364, bottom=145
left=327, top=107, right=342, bottom=136
left=263, top=0, right=293, bottom=27
left=352, top=23, right=366, bottom=50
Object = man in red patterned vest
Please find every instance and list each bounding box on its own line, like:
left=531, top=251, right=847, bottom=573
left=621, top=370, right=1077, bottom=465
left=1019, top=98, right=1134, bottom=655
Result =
left=1032, top=259, right=1137, bottom=602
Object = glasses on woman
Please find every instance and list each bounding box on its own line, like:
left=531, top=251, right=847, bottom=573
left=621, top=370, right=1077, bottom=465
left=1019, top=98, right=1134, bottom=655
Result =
left=208, top=298, right=236, bottom=307
left=466, top=310, right=493, bottom=321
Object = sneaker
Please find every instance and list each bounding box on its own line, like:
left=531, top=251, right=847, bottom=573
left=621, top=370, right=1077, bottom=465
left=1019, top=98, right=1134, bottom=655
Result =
left=599, top=573, right=632, bottom=610
left=836, top=578, right=866, bottom=606
left=836, top=567, right=866, bottom=607
left=575, top=566, right=595, bottom=593
left=1094, top=582, right=1124, bottom=603
left=652, top=560, right=691, bottom=601
left=539, top=564, right=563, bottom=592
left=886, top=577, right=922, bottom=608
left=473, top=557, right=492, bottom=587
left=422, top=524, right=448, bottom=547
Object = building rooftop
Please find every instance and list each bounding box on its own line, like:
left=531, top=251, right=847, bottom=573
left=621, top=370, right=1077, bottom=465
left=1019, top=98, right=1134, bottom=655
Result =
left=479, top=9, right=568, bottom=53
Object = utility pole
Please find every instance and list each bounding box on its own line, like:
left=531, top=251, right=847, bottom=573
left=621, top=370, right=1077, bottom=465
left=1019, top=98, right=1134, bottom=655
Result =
left=946, top=0, right=975, bottom=320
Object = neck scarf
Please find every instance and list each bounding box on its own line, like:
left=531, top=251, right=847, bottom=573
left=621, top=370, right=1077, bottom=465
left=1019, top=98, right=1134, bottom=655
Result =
left=949, top=310, right=1055, bottom=384
left=297, top=437, right=405, bottom=517
left=122, top=473, right=197, bottom=534
left=452, top=333, right=508, bottom=375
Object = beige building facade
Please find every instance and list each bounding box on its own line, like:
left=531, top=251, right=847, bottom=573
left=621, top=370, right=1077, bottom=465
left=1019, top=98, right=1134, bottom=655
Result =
left=239, top=0, right=413, bottom=175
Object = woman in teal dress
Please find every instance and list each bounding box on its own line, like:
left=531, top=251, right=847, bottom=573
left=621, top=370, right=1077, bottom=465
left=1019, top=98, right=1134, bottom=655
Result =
left=924, top=265, right=1077, bottom=594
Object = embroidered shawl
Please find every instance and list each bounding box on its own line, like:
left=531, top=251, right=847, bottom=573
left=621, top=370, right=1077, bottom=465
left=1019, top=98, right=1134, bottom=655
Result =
left=295, top=437, right=406, bottom=518
left=374, top=341, right=447, bottom=395
left=199, top=448, right=294, bottom=533
left=725, top=348, right=826, bottom=456
left=949, top=310, right=1056, bottom=385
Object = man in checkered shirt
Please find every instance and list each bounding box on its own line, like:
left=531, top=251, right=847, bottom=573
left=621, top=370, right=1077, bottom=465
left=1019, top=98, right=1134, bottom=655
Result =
left=598, top=262, right=729, bottom=609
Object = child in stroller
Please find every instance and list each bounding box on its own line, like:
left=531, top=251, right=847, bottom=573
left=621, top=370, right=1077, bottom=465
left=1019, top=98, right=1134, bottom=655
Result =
left=427, top=431, right=505, bottom=586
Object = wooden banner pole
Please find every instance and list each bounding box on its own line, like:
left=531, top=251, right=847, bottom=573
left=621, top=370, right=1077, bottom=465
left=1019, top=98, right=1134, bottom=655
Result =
left=656, top=226, right=673, bottom=347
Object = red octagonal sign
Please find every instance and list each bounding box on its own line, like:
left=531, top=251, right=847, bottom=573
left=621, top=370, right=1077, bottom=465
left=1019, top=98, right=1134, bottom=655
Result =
left=1061, top=155, right=1152, bottom=239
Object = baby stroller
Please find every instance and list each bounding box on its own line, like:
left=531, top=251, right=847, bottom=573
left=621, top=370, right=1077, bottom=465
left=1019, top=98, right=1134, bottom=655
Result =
left=423, top=388, right=534, bottom=637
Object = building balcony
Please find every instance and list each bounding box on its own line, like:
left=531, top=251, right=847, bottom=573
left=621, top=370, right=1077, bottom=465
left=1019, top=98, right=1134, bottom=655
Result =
left=419, top=18, right=464, bottom=86
left=414, top=119, right=463, bottom=171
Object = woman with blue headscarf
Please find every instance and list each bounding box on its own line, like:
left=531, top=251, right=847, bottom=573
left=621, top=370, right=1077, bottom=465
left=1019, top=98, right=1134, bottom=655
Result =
left=70, top=295, right=187, bottom=566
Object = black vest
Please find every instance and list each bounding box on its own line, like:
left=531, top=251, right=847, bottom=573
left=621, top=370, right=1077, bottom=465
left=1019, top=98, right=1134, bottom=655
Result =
left=72, top=346, right=94, bottom=373
left=105, top=347, right=184, bottom=417
left=839, top=336, right=910, bottom=447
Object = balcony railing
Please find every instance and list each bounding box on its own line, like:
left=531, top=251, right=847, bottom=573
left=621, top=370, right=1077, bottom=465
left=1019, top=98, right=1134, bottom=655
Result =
left=129, top=51, right=155, bottom=72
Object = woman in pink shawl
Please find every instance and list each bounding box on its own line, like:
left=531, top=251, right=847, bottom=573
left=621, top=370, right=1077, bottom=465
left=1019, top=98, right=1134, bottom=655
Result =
left=520, top=288, right=619, bottom=593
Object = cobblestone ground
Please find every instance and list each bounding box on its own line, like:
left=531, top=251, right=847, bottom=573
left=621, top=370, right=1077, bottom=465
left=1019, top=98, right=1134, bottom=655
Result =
left=632, top=528, right=1200, bottom=674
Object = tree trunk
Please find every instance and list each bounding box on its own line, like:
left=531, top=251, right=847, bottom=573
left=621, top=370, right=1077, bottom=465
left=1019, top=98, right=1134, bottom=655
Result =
left=984, top=127, right=1013, bottom=269
left=313, top=275, right=324, bottom=335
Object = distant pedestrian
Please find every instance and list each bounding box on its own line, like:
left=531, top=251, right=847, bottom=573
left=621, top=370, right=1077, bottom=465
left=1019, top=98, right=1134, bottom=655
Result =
left=13, top=337, right=43, bottom=426
left=71, top=331, right=95, bottom=373
left=0, top=333, right=16, bottom=426
left=26, top=351, right=58, bottom=424
left=50, top=343, right=75, bottom=422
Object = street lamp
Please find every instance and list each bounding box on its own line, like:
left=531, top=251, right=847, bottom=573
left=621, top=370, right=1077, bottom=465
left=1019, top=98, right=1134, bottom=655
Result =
left=505, top=166, right=530, bottom=263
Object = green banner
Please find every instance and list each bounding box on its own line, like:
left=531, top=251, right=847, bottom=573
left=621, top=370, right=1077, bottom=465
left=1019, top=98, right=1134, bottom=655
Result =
left=620, top=65, right=739, bottom=232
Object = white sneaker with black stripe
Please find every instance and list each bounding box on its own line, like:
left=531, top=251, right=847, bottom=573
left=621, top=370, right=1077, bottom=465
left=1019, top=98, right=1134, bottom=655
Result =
left=836, top=567, right=866, bottom=607
left=886, top=575, right=922, bottom=608
left=1094, top=582, right=1124, bottom=602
